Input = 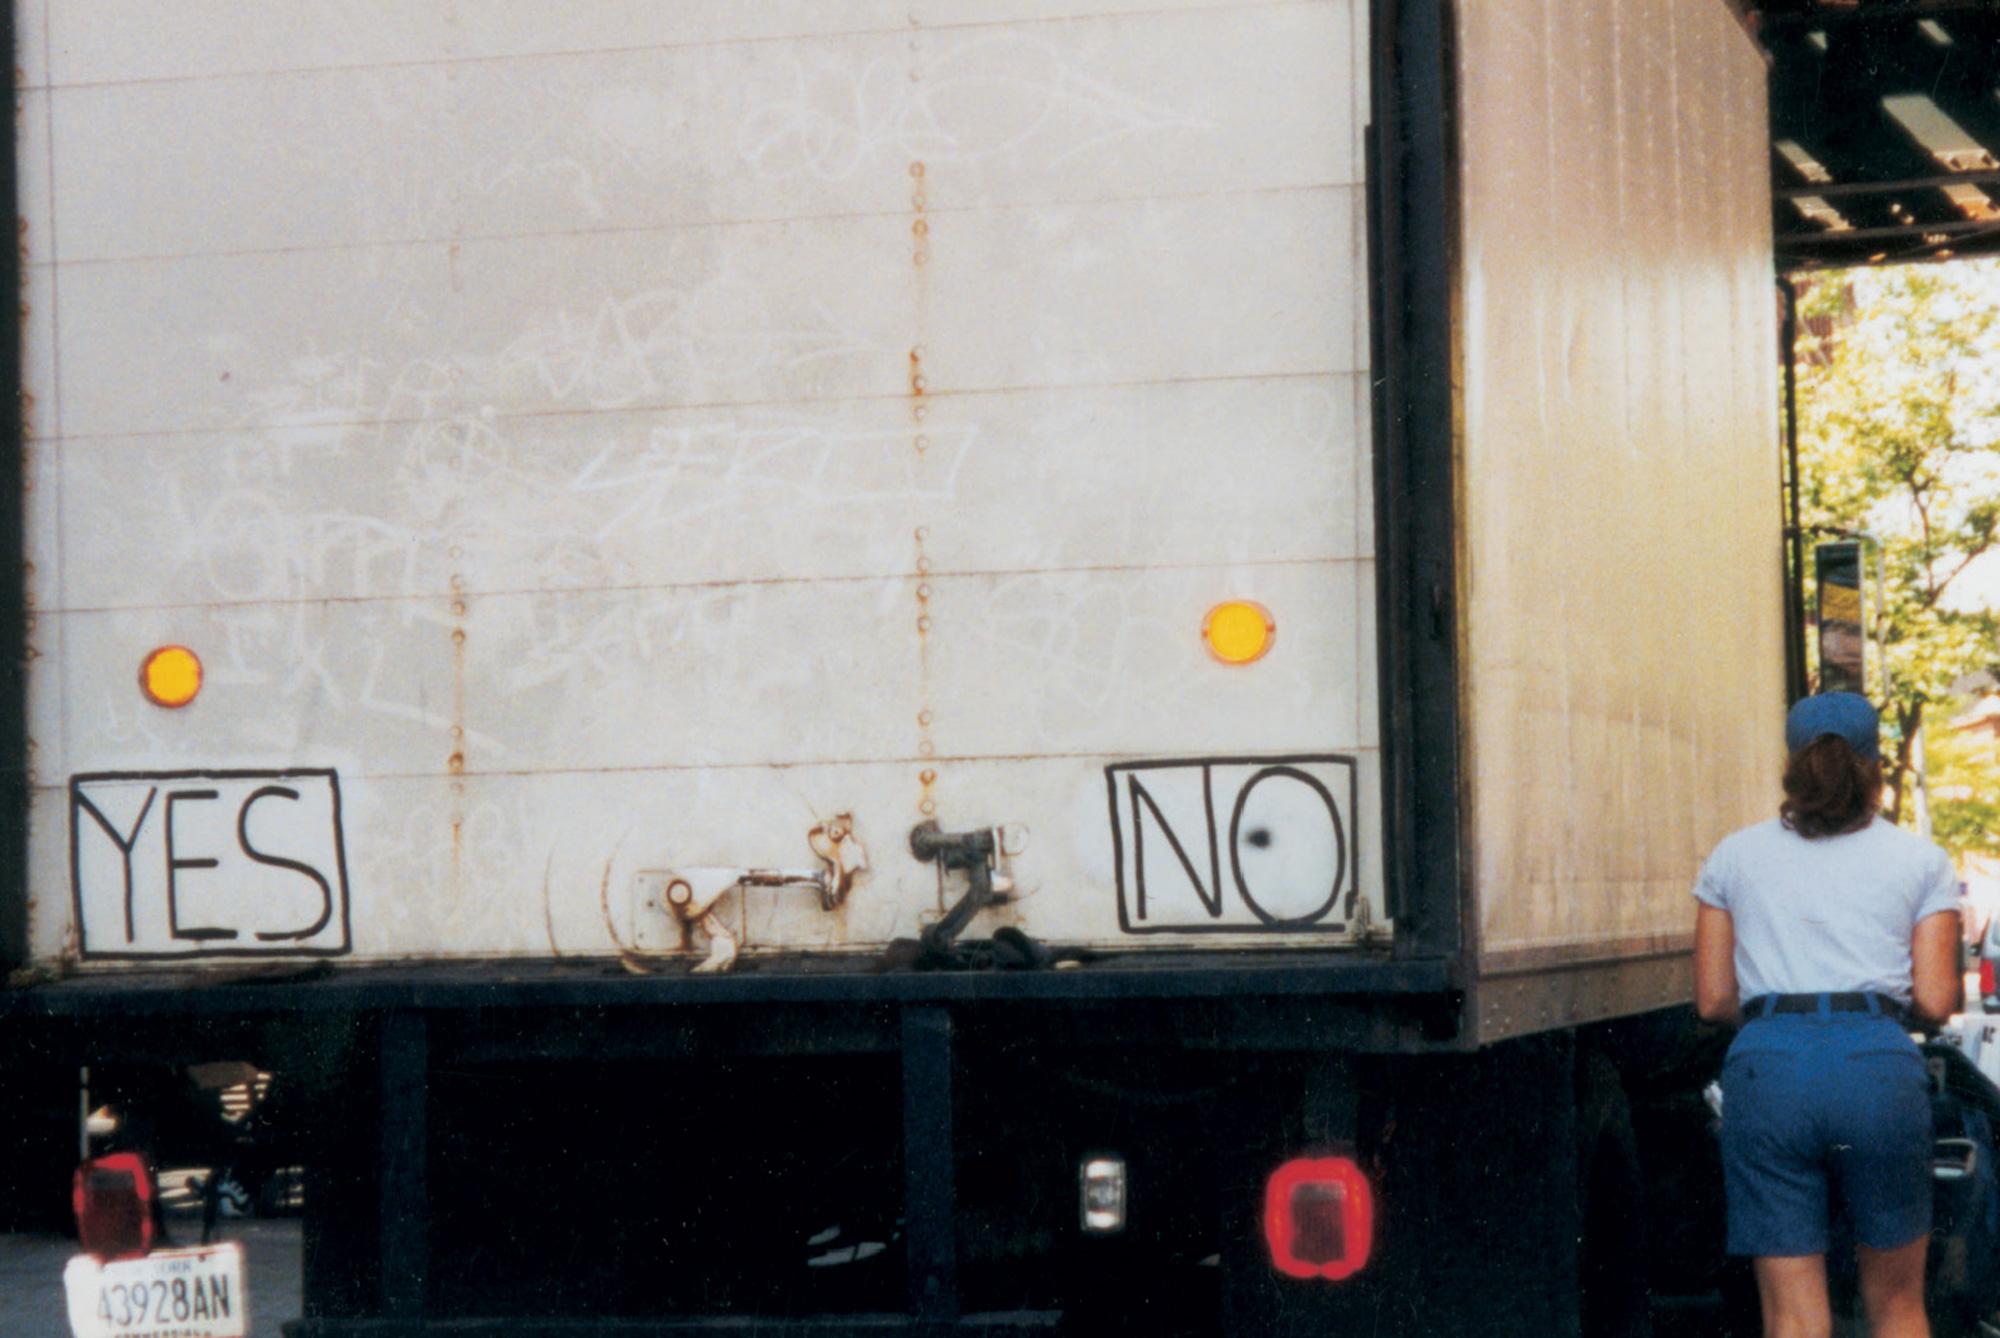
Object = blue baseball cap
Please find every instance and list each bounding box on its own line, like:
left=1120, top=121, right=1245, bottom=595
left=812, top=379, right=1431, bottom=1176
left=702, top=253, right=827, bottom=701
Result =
left=1785, top=692, right=1879, bottom=760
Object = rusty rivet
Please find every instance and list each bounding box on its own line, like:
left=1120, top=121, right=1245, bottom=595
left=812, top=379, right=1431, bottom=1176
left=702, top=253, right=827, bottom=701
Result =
left=917, top=615, right=932, bottom=633
left=920, top=769, right=936, bottom=784
left=910, top=162, right=925, bottom=179
left=448, top=752, right=465, bottom=773
left=913, top=249, right=930, bottom=265
left=914, top=434, right=930, bottom=451
left=914, top=525, right=929, bottom=542
left=918, top=709, right=934, bottom=727
left=911, top=375, right=927, bottom=393
left=916, top=556, right=932, bottom=574
left=451, top=599, right=467, bottom=617
left=913, top=219, right=929, bottom=237
left=451, top=629, right=466, bottom=645
left=916, top=583, right=932, bottom=600
left=919, top=797, right=937, bottom=814
left=913, top=404, right=927, bottom=421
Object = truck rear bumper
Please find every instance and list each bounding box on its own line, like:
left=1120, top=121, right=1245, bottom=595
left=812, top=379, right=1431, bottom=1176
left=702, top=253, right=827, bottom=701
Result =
left=1, top=950, right=1455, bottom=1017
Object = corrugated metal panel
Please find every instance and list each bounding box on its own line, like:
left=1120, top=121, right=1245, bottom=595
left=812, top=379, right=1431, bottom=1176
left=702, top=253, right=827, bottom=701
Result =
left=20, top=2, right=1385, bottom=966
left=1455, top=0, right=1785, bottom=983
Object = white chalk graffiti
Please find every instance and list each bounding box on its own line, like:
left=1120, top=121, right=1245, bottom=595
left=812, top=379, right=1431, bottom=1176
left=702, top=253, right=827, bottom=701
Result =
left=490, top=280, right=883, bottom=412
left=739, top=32, right=1211, bottom=181
left=35, top=9, right=1309, bottom=960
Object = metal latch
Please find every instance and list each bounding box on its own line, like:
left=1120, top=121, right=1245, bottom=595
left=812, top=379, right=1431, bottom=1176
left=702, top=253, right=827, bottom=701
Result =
left=649, top=815, right=867, bottom=973
left=909, top=820, right=1016, bottom=955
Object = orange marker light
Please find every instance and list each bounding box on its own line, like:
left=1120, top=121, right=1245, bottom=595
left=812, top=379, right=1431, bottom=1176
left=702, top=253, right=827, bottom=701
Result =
left=139, top=646, right=203, bottom=708
left=1203, top=601, right=1275, bottom=664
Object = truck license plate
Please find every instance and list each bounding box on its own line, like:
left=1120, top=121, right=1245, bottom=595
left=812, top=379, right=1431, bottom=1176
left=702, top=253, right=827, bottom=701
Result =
left=63, top=1242, right=246, bottom=1338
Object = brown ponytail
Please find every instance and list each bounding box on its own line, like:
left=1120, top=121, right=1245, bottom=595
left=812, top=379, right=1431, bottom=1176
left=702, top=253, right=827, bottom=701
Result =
left=1780, top=735, right=1883, bottom=837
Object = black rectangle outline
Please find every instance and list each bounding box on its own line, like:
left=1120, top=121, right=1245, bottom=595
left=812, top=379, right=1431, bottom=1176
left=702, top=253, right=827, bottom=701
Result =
left=69, top=768, right=354, bottom=961
left=1106, top=754, right=1361, bottom=936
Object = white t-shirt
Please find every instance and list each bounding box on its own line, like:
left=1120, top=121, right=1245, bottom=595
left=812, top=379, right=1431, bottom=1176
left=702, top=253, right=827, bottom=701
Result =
left=1692, top=816, right=1960, bottom=1005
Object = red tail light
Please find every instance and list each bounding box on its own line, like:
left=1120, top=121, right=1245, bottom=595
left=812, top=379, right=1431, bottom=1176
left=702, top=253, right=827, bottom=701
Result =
left=73, top=1152, right=155, bottom=1261
left=1264, top=1156, right=1374, bottom=1281
left=1982, top=956, right=1994, bottom=998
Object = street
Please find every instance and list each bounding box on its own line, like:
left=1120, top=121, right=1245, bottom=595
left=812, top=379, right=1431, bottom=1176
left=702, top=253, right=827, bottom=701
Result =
left=0, top=1170, right=301, bottom=1338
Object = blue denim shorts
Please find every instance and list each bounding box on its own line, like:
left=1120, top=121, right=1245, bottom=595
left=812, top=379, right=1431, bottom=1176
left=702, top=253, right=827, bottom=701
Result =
left=1720, top=1009, right=1932, bottom=1256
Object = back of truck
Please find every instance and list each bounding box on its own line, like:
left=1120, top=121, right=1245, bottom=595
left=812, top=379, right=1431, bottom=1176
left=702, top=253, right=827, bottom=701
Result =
left=19, top=3, right=1388, bottom=978
left=12, top=3, right=1402, bottom=1329
left=6, top=0, right=1784, bottom=1332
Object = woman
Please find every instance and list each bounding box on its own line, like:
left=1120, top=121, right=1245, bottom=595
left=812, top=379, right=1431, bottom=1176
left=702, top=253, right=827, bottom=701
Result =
left=1694, top=691, right=1962, bottom=1338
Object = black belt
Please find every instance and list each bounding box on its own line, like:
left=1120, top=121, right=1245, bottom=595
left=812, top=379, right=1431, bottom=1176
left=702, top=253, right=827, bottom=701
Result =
left=1743, top=992, right=1910, bottom=1026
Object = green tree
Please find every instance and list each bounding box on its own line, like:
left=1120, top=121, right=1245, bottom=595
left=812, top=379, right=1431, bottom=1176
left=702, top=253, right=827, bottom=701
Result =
left=1796, top=260, right=2000, bottom=855
left=1923, top=715, right=2000, bottom=862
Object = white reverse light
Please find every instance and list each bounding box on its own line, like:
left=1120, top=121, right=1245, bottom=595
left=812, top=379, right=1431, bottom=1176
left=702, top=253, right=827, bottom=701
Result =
left=1080, top=1155, right=1128, bottom=1235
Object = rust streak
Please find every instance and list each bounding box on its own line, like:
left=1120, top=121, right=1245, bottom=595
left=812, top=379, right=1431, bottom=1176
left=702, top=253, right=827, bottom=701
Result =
left=540, top=847, right=566, bottom=958
left=910, top=145, right=937, bottom=820
left=449, top=576, right=468, bottom=872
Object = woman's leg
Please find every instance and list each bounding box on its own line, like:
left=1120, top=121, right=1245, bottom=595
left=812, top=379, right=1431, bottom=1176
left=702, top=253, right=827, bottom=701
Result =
left=1753, top=1253, right=1831, bottom=1338
left=1855, top=1235, right=1931, bottom=1338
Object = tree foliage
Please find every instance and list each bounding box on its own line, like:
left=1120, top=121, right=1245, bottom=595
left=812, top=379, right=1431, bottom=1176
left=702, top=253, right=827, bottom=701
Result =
left=1923, top=718, right=2000, bottom=862
left=1795, top=261, right=2000, bottom=855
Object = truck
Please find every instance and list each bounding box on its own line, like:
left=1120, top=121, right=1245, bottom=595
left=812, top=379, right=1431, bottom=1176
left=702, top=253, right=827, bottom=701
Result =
left=0, top=0, right=1783, bottom=1334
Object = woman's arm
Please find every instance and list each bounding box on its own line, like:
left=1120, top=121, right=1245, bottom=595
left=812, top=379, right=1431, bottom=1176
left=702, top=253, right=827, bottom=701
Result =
left=1693, top=901, right=1742, bottom=1026
left=1910, top=907, right=1964, bottom=1026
